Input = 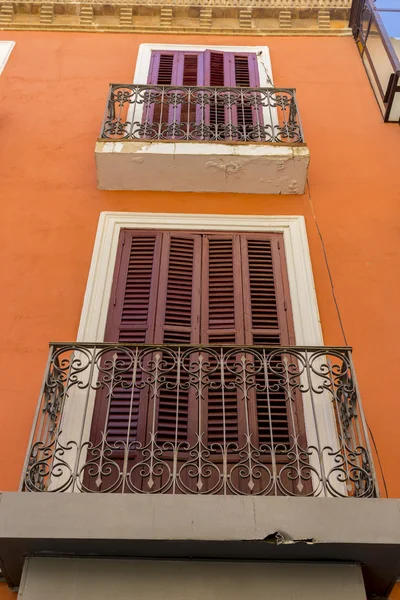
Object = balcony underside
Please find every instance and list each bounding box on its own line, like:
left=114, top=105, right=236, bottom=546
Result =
left=0, top=494, right=399, bottom=597
left=95, top=141, right=310, bottom=194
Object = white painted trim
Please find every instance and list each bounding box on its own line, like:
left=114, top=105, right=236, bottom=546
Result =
left=134, top=43, right=274, bottom=86
left=0, top=41, right=15, bottom=75
left=78, top=213, right=322, bottom=345
left=77, top=213, right=322, bottom=345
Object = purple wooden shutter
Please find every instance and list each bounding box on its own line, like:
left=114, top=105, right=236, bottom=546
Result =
left=203, top=51, right=259, bottom=86
left=153, top=233, right=202, bottom=450
left=231, top=53, right=259, bottom=86
left=204, top=50, right=231, bottom=85
left=147, top=51, right=203, bottom=137
left=148, top=51, right=203, bottom=85
left=147, top=51, right=178, bottom=84
left=88, top=231, right=163, bottom=491
left=203, top=51, right=230, bottom=138
left=146, top=52, right=178, bottom=134
left=232, top=53, right=262, bottom=138
left=203, top=50, right=260, bottom=139
left=178, top=53, right=204, bottom=134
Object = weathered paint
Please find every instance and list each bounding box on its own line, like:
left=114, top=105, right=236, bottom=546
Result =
left=0, top=32, right=399, bottom=501
left=95, top=141, right=310, bottom=193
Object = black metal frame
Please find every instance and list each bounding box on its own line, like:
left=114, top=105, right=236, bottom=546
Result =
left=350, top=0, right=400, bottom=122
left=99, top=84, right=305, bottom=143
left=21, top=343, right=377, bottom=497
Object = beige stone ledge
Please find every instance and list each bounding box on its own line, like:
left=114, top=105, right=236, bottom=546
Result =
left=0, top=3, right=351, bottom=33
left=0, top=24, right=352, bottom=33
left=1, top=0, right=352, bottom=6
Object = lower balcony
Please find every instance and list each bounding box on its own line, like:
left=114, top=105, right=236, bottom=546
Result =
left=95, top=85, right=310, bottom=194
left=23, top=343, right=375, bottom=497
left=1, top=345, right=399, bottom=596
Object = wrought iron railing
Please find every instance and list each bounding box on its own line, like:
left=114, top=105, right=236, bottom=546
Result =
left=22, top=344, right=377, bottom=497
left=99, top=84, right=304, bottom=143
left=350, top=0, right=400, bottom=122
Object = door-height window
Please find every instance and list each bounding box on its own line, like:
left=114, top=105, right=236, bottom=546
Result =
left=88, top=229, right=306, bottom=495
left=144, top=50, right=262, bottom=140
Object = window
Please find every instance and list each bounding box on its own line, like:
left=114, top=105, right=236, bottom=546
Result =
left=134, top=45, right=276, bottom=142
left=88, top=229, right=308, bottom=494
left=351, top=0, right=400, bottom=122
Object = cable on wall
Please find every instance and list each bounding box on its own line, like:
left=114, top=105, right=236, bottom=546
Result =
left=306, top=177, right=389, bottom=498
left=306, top=179, right=348, bottom=346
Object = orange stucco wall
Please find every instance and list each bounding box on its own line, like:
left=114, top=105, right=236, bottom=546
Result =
left=0, top=585, right=16, bottom=600
left=0, top=31, right=399, bottom=498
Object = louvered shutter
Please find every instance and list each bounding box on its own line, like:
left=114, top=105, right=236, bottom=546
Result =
left=239, top=234, right=297, bottom=451
left=203, top=51, right=227, bottom=137
left=100, top=231, right=202, bottom=448
left=232, top=53, right=261, bottom=135
left=149, top=50, right=259, bottom=87
left=148, top=51, right=204, bottom=86
left=147, top=52, right=177, bottom=133
left=148, top=51, right=176, bottom=85
left=200, top=233, right=298, bottom=452
left=204, top=51, right=260, bottom=139
left=152, top=233, right=202, bottom=445
left=204, top=50, right=229, bottom=86
left=240, top=234, right=294, bottom=346
left=89, top=231, right=162, bottom=453
left=147, top=51, right=204, bottom=135
left=200, top=235, right=245, bottom=450
left=104, top=230, right=162, bottom=344
left=232, top=53, right=259, bottom=87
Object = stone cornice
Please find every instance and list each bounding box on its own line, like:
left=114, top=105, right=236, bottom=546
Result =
left=0, top=0, right=351, bottom=32
left=4, top=0, right=351, bottom=6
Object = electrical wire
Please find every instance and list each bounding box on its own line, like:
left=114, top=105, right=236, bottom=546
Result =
left=306, top=179, right=348, bottom=346
left=367, top=422, right=389, bottom=498
left=306, top=177, right=389, bottom=498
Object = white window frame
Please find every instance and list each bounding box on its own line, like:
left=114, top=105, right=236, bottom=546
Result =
left=0, top=41, right=15, bottom=75
left=78, top=213, right=318, bottom=345
left=52, top=212, right=343, bottom=496
left=127, top=44, right=277, bottom=138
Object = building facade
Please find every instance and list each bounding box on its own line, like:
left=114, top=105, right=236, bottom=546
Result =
left=0, top=1, right=400, bottom=598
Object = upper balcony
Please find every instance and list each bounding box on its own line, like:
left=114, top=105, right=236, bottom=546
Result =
left=95, top=84, right=310, bottom=194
